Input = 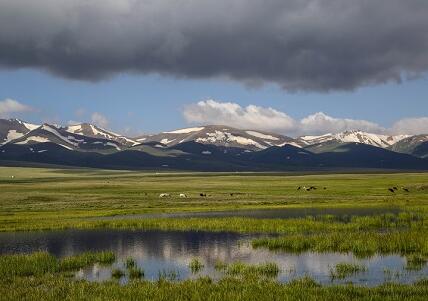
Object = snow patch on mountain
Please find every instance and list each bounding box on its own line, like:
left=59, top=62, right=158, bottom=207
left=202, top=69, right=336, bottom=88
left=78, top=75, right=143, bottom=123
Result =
left=246, top=131, right=279, bottom=141
left=164, top=127, right=205, bottom=134
left=105, top=142, right=121, bottom=151
left=16, top=136, right=50, bottom=144
left=299, top=131, right=409, bottom=148
left=66, top=123, right=138, bottom=146
left=160, top=138, right=176, bottom=145
left=6, top=130, right=25, bottom=143
left=277, top=141, right=302, bottom=148
left=196, top=131, right=265, bottom=149
left=42, top=124, right=77, bottom=147
left=12, top=119, right=40, bottom=131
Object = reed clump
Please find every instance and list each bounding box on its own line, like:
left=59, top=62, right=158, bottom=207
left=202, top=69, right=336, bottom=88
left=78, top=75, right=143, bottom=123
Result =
left=189, top=258, right=204, bottom=274
left=330, top=263, right=367, bottom=279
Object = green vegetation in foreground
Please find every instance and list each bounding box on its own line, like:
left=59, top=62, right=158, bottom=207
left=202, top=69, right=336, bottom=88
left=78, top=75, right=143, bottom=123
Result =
left=189, top=258, right=204, bottom=274
left=224, top=262, right=280, bottom=278
left=330, top=263, right=367, bottom=279
left=251, top=230, right=428, bottom=257
left=406, top=255, right=428, bottom=271
left=128, top=267, right=144, bottom=279
left=0, top=251, right=115, bottom=278
left=111, top=268, right=125, bottom=279
left=1, top=252, right=428, bottom=301
left=125, top=257, right=136, bottom=269
left=2, top=274, right=428, bottom=301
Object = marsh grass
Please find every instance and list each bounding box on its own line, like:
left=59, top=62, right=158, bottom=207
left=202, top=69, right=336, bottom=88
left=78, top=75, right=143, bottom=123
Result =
left=406, top=254, right=427, bottom=271
left=3, top=275, right=428, bottom=301
left=128, top=267, right=144, bottom=279
left=225, top=262, right=280, bottom=278
left=252, top=231, right=428, bottom=257
left=0, top=251, right=115, bottom=278
left=111, top=268, right=125, bottom=279
left=330, top=263, right=367, bottom=279
left=189, top=258, right=204, bottom=274
left=214, top=260, right=228, bottom=272
left=288, top=276, right=321, bottom=288
left=158, top=269, right=179, bottom=281
left=125, top=257, right=136, bottom=269
left=0, top=252, right=57, bottom=278
left=59, top=251, right=115, bottom=271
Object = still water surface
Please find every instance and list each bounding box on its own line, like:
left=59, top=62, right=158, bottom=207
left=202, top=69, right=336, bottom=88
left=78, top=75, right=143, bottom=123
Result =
left=0, top=229, right=426, bottom=286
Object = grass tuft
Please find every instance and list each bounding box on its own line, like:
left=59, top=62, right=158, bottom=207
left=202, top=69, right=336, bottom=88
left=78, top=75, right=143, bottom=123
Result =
left=330, top=263, right=367, bottom=279
left=189, top=258, right=204, bottom=274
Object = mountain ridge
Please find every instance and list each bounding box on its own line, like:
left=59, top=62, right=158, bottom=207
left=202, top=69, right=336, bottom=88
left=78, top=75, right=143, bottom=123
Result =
left=1, top=119, right=427, bottom=171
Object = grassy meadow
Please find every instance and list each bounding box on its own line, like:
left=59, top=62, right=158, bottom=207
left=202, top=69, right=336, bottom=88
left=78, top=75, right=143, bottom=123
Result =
left=1, top=166, right=428, bottom=300
left=1, top=166, right=428, bottom=232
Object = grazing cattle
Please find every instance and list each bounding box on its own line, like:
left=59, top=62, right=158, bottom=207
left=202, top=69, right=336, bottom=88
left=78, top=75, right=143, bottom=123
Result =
left=179, top=193, right=187, bottom=198
left=297, top=187, right=301, bottom=190
left=230, top=193, right=234, bottom=196
left=393, top=187, right=398, bottom=190
left=388, top=188, right=395, bottom=193
left=403, top=188, right=410, bottom=193
left=200, top=193, right=207, bottom=197
left=323, top=187, right=327, bottom=190
left=159, top=193, right=170, bottom=198
left=310, top=186, right=317, bottom=190
left=11, top=176, right=14, bottom=179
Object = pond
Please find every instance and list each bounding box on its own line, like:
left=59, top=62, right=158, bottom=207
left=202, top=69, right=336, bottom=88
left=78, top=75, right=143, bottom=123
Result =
left=91, top=206, right=402, bottom=221
left=0, top=229, right=426, bottom=286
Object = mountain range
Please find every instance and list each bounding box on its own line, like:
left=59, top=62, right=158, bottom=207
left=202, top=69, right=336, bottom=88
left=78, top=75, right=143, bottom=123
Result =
left=1, top=118, right=427, bottom=171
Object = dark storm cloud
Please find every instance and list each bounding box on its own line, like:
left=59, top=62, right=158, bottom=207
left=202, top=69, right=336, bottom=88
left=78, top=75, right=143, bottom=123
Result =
left=0, top=0, right=428, bottom=91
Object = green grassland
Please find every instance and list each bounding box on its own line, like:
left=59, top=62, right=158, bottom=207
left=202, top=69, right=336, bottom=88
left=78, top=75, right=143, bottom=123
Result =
left=1, top=166, right=428, bottom=232
left=1, top=167, right=428, bottom=300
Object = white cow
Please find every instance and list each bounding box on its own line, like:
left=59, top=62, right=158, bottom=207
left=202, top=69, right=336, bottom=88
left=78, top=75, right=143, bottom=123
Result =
left=159, top=193, right=170, bottom=198
left=179, top=193, right=187, bottom=198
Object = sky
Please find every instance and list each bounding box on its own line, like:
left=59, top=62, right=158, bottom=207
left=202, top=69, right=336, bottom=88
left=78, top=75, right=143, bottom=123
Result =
left=0, top=0, right=427, bottom=137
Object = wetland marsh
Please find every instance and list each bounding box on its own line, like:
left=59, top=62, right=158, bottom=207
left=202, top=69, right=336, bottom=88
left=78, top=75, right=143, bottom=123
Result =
left=1, top=167, right=427, bottom=300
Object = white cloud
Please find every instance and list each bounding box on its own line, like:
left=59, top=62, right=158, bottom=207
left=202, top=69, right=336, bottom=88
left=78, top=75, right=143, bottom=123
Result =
left=0, top=98, right=33, bottom=117
left=391, top=117, right=428, bottom=135
left=183, top=100, right=295, bottom=133
left=300, top=112, right=385, bottom=135
left=91, top=112, right=109, bottom=128
left=183, top=99, right=428, bottom=136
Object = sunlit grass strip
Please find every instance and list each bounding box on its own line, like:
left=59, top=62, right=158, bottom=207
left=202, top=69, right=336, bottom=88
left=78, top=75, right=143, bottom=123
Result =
left=1, top=212, right=425, bottom=234
left=0, top=251, right=115, bottom=278
left=252, top=231, right=428, bottom=257
left=0, top=252, right=57, bottom=278
left=59, top=251, right=115, bottom=271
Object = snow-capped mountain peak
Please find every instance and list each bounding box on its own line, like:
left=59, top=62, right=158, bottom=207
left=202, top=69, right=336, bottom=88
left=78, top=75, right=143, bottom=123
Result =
left=0, top=119, right=40, bottom=145
left=298, top=130, right=409, bottom=148
left=66, top=123, right=138, bottom=146
left=143, top=125, right=300, bottom=150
